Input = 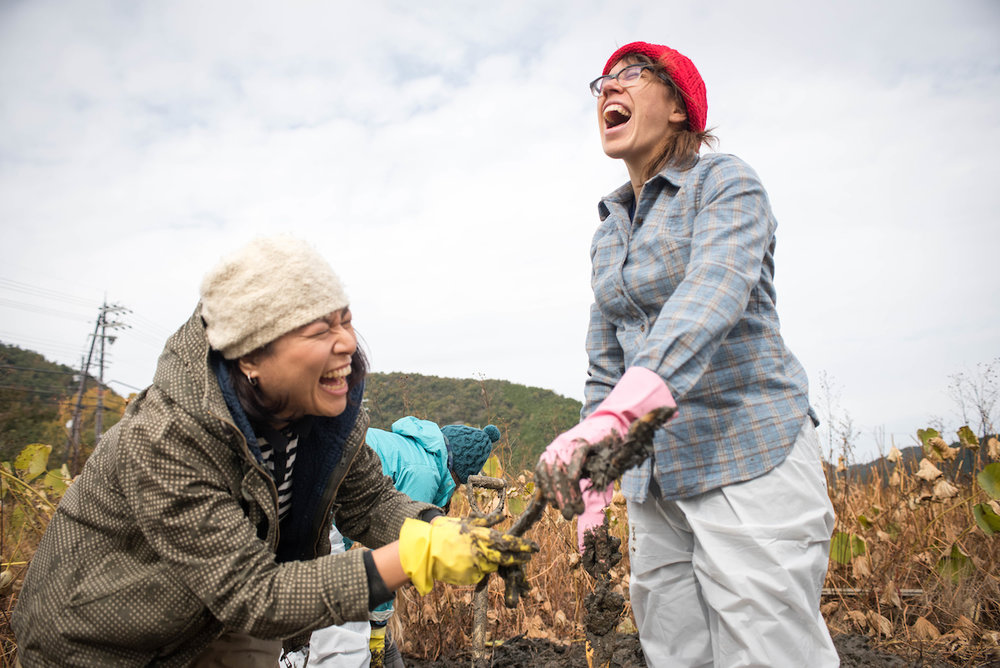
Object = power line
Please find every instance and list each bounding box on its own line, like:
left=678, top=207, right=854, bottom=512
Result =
left=0, top=277, right=100, bottom=308
left=0, top=332, right=88, bottom=351
left=0, top=385, right=123, bottom=404
left=0, top=298, right=94, bottom=321
left=128, top=312, right=173, bottom=340
left=0, top=275, right=171, bottom=356
left=0, top=388, right=122, bottom=411
left=0, top=332, right=91, bottom=356
left=0, top=364, right=77, bottom=376
left=109, top=379, right=143, bottom=391
left=124, top=328, right=166, bottom=349
left=4, top=397, right=122, bottom=409
left=0, top=384, right=77, bottom=395
left=0, top=283, right=166, bottom=394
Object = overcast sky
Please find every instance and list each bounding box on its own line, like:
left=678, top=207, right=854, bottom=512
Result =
left=1, top=0, right=997, bottom=463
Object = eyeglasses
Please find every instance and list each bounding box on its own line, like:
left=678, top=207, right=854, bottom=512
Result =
left=589, top=64, right=664, bottom=97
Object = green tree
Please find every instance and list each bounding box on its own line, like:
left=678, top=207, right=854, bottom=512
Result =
left=0, top=343, right=127, bottom=462
left=365, top=372, right=581, bottom=471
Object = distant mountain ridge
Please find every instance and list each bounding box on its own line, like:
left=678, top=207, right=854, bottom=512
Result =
left=0, top=343, right=581, bottom=472
left=12, top=342, right=991, bottom=483
left=364, top=371, right=582, bottom=472
left=841, top=442, right=993, bottom=487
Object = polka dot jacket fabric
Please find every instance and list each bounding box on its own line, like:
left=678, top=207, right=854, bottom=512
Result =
left=12, top=307, right=434, bottom=667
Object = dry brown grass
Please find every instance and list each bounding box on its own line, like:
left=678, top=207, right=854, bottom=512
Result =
left=0, top=452, right=59, bottom=668
left=2, top=440, right=999, bottom=667
left=393, top=486, right=623, bottom=661
left=819, top=450, right=1000, bottom=665
left=395, top=449, right=1000, bottom=666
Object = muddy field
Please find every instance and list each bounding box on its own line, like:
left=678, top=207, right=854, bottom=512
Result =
left=403, top=632, right=973, bottom=667
left=402, top=519, right=977, bottom=667
left=404, top=506, right=984, bottom=668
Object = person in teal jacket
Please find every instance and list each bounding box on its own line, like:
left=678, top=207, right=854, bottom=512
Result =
left=296, top=418, right=502, bottom=668
left=370, top=417, right=502, bottom=507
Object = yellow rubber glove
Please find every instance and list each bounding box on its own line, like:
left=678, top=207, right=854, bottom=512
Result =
left=398, top=517, right=538, bottom=595
left=369, top=625, right=386, bottom=668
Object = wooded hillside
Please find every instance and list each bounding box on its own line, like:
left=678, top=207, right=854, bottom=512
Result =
left=0, top=342, right=126, bottom=463
left=365, top=372, right=582, bottom=472
left=0, top=343, right=581, bottom=472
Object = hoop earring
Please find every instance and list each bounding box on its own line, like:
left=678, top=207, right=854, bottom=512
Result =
left=246, top=374, right=258, bottom=387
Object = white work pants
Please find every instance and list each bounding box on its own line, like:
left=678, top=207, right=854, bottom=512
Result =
left=626, top=418, right=839, bottom=668
left=305, top=622, right=370, bottom=668
left=304, top=525, right=371, bottom=668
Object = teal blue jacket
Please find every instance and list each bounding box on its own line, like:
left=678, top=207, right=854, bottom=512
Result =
left=357, top=417, right=456, bottom=621
left=366, top=416, right=456, bottom=508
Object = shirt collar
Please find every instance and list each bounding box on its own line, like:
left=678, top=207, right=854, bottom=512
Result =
left=602, top=153, right=701, bottom=208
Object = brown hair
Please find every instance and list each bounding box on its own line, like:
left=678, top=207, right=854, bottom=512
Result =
left=627, top=54, right=718, bottom=181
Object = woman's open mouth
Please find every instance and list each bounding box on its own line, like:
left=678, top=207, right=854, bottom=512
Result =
left=603, top=103, right=631, bottom=129
left=319, top=366, right=350, bottom=393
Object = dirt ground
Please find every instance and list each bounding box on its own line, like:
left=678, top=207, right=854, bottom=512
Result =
left=399, top=519, right=992, bottom=667
left=401, top=499, right=1000, bottom=667
left=403, top=632, right=984, bottom=667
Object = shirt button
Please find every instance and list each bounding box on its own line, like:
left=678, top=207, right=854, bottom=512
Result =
left=640, top=324, right=646, bottom=332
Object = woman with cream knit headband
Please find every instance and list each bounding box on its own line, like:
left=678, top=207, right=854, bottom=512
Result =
left=13, top=236, right=536, bottom=667
left=535, top=42, right=839, bottom=666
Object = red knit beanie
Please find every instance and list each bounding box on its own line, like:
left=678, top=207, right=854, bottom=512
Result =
left=602, top=41, right=707, bottom=134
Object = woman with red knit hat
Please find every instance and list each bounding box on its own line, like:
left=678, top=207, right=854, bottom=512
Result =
left=536, top=42, right=839, bottom=666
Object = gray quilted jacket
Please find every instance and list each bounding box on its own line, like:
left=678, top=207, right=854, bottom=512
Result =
left=13, top=308, right=433, bottom=667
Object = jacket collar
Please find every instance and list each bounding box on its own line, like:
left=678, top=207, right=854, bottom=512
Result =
left=157, top=304, right=366, bottom=562
left=210, top=351, right=266, bottom=465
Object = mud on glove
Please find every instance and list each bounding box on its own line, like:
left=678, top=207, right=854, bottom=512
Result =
left=576, top=482, right=614, bottom=553
left=398, top=517, right=538, bottom=595
left=536, top=366, right=675, bottom=517
left=368, top=625, right=386, bottom=667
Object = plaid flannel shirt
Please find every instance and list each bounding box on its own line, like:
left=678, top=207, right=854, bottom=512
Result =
left=585, top=153, right=815, bottom=502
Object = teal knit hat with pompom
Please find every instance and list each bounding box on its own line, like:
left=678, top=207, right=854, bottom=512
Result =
left=441, top=424, right=501, bottom=483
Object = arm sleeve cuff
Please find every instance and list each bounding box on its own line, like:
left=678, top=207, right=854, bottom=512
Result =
left=418, top=507, right=446, bottom=523
left=363, top=549, right=394, bottom=610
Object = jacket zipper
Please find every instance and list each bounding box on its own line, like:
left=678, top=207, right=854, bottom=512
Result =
left=212, top=410, right=282, bottom=549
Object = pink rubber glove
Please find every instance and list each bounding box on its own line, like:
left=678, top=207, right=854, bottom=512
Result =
left=576, top=482, right=613, bottom=553
left=536, top=367, right=676, bottom=517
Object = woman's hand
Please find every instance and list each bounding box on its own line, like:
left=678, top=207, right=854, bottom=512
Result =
left=397, top=518, right=538, bottom=595
left=535, top=366, right=676, bottom=519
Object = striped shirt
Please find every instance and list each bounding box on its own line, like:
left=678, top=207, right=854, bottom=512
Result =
left=256, top=424, right=298, bottom=522
left=585, top=153, right=814, bottom=502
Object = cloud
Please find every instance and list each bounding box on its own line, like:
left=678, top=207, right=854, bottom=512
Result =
left=1, top=0, right=998, bottom=462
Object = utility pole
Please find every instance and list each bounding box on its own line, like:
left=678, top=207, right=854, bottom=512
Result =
left=94, top=301, right=129, bottom=443
left=64, top=301, right=129, bottom=475
left=65, top=320, right=98, bottom=474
